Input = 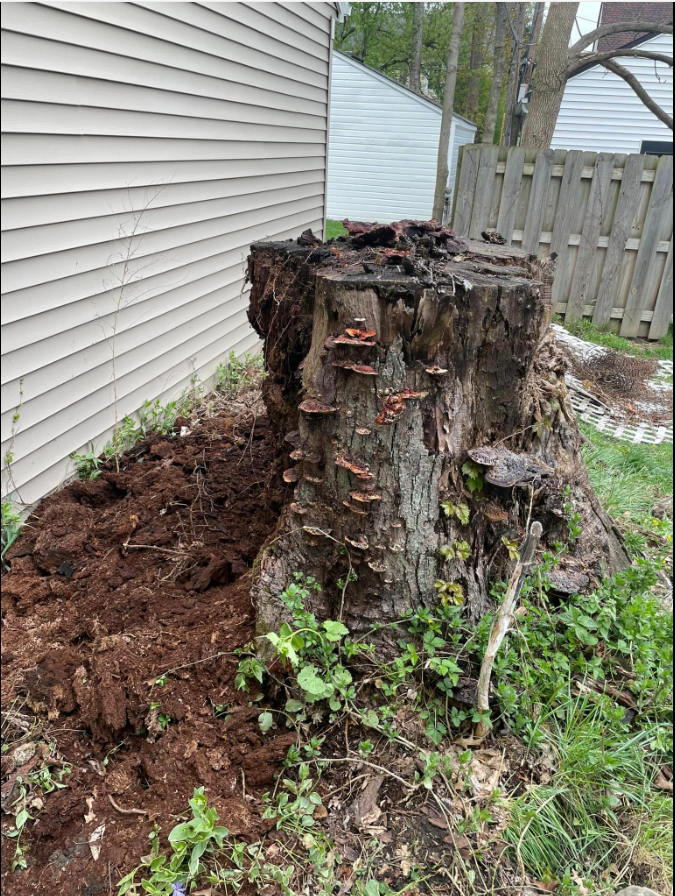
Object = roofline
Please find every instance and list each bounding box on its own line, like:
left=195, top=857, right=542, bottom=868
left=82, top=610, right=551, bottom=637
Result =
left=567, top=28, right=673, bottom=79
left=333, top=49, right=478, bottom=128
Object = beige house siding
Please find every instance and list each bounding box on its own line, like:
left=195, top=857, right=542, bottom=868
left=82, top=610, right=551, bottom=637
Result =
left=1, top=1, right=337, bottom=505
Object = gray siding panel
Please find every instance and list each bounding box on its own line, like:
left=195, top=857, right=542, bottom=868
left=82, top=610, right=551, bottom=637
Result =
left=1, top=1, right=334, bottom=505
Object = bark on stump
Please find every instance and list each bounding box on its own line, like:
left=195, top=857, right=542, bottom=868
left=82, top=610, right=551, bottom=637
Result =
left=247, top=223, right=627, bottom=650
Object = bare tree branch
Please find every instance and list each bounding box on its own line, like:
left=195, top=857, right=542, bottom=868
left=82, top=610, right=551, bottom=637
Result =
left=568, top=48, right=673, bottom=75
left=601, top=58, right=674, bottom=129
left=569, top=21, right=673, bottom=56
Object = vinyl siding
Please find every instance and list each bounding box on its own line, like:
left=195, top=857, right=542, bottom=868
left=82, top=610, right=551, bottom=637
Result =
left=327, top=51, right=477, bottom=222
left=1, top=0, right=336, bottom=506
left=552, top=33, right=673, bottom=153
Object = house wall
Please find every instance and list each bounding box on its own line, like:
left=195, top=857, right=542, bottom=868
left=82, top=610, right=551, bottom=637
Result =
left=552, top=32, right=673, bottom=153
left=327, top=51, right=477, bottom=222
left=1, top=1, right=336, bottom=506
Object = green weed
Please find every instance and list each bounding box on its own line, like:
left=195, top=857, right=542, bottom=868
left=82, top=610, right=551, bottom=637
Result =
left=214, top=351, right=265, bottom=398
left=558, top=317, right=674, bottom=362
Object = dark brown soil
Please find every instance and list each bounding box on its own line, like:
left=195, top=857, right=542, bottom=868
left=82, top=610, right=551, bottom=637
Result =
left=1, top=402, right=291, bottom=895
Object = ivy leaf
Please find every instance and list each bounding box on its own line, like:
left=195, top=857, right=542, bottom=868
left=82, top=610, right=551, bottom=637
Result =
left=297, top=665, right=333, bottom=699
left=259, top=711, right=274, bottom=734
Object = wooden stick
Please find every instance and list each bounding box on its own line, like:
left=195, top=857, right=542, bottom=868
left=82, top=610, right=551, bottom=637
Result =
left=475, top=521, right=543, bottom=739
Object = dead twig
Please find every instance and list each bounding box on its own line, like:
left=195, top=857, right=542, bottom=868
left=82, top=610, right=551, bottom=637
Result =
left=108, top=794, right=147, bottom=816
left=475, top=521, right=543, bottom=739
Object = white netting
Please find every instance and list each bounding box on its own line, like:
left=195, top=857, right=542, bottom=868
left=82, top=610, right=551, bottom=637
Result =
left=551, top=325, right=673, bottom=446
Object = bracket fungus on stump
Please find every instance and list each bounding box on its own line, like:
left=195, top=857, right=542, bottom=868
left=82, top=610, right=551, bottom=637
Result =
left=247, top=221, right=627, bottom=652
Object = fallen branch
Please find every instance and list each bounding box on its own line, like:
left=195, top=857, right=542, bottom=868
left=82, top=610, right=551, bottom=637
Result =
left=475, top=521, right=543, bottom=739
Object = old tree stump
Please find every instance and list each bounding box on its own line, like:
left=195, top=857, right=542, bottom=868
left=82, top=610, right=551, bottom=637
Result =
left=247, top=222, right=627, bottom=650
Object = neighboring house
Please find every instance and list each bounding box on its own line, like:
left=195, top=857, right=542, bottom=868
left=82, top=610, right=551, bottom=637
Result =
left=595, top=1, right=672, bottom=52
left=552, top=21, right=673, bottom=154
left=1, top=1, right=347, bottom=506
left=327, top=50, right=477, bottom=222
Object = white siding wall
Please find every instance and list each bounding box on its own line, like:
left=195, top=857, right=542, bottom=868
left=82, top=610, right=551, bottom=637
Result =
left=1, top=1, right=336, bottom=506
left=327, top=52, right=477, bottom=222
left=552, top=33, right=673, bottom=153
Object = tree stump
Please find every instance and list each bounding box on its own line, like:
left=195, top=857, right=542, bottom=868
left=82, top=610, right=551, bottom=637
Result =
left=247, top=222, right=627, bottom=650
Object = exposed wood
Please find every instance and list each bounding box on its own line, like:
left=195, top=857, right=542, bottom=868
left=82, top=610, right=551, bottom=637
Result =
left=565, top=153, right=615, bottom=322
left=496, top=147, right=526, bottom=244
left=649, top=238, right=674, bottom=340
left=520, top=148, right=555, bottom=255
left=593, top=153, right=646, bottom=327
left=621, top=155, right=674, bottom=336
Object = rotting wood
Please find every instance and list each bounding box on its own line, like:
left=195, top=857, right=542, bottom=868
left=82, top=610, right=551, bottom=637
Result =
left=247, top=223, right=628, bottom=652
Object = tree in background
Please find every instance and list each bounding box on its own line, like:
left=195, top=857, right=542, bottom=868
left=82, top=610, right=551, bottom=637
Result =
left=409, top=1, right=424, bottom=92
left=482, top=2, right=508, bottom=144
left=523, top=2, right=673, bottom=148
left=464, top=2, right=490, bottom=123
left=432, top=2, right=466, bottom=220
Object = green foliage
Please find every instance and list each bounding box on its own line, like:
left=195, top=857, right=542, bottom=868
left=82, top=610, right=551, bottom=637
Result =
left=325, top=220, right=347, bottom=240
left=70, top=444, right=103, bottom=480
left=1, top=501, right=22, bottom=565
left=334, top=2, right=518, bottom=133
left=214, top=351, right=265, bottom=398
left=439, top=540, right=471, bottom=562
left=237, top=575, right=357, bottom=722
left=441, top=500, right=470, bottom=525
left=117, top=787, right=231, bottom=894
left=462, top=460, right=485, bottom=493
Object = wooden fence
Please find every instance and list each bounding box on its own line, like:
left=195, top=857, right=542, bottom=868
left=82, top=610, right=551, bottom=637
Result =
left=450, top=144, right=673, bottom=339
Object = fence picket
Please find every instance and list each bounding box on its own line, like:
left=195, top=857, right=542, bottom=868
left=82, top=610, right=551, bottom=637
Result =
left=453, top=144, right=481, bottom=236
left=593, top=153, right=646, bottom=327
left=469, top=144, right=500, bottom=239
left=649, top=238, right=673, bottom=340
left=520, top=149, right=554, bottom=255
left=496, top=147, right=526, bottom=244
left=565, top=153, right=615, bottom=322
left=620, top=154, right=673, bottom=337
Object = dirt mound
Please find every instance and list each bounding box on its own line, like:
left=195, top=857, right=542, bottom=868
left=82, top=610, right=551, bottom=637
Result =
left=1, top=401, right=289, bottom=895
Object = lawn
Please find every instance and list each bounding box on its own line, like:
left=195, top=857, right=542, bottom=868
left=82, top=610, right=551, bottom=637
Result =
left=325, top=218, right=347, bottom=240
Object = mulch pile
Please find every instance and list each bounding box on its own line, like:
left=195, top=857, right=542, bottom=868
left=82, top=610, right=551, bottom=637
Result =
left=1, top=399, right=292, bottom=895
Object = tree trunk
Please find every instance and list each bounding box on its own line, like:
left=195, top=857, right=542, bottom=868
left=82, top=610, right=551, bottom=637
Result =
left=247, top=223, right=628, bottom=652
left=409, top=2, right=424, bottom=93
left=502, top=2, right=528, bottom=146
left=432, top=2, right=466, bottom=221
left=521, top=2, right=579, bottom=149
left=465, top=3, right=489, bottom=125
left=483, top=3, right=508, bottom=144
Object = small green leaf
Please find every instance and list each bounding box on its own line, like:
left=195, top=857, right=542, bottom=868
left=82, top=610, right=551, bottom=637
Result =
left=322, top=620, right=350, bottom=642
left=259, top=712, right=274, bottom=734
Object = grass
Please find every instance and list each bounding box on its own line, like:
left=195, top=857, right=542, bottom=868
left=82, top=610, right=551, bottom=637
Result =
left=506, top=694, right=674, bottom=893
left=325, top=219, right=347, bottom=240
left=558, top=317, right=674, bottom=363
